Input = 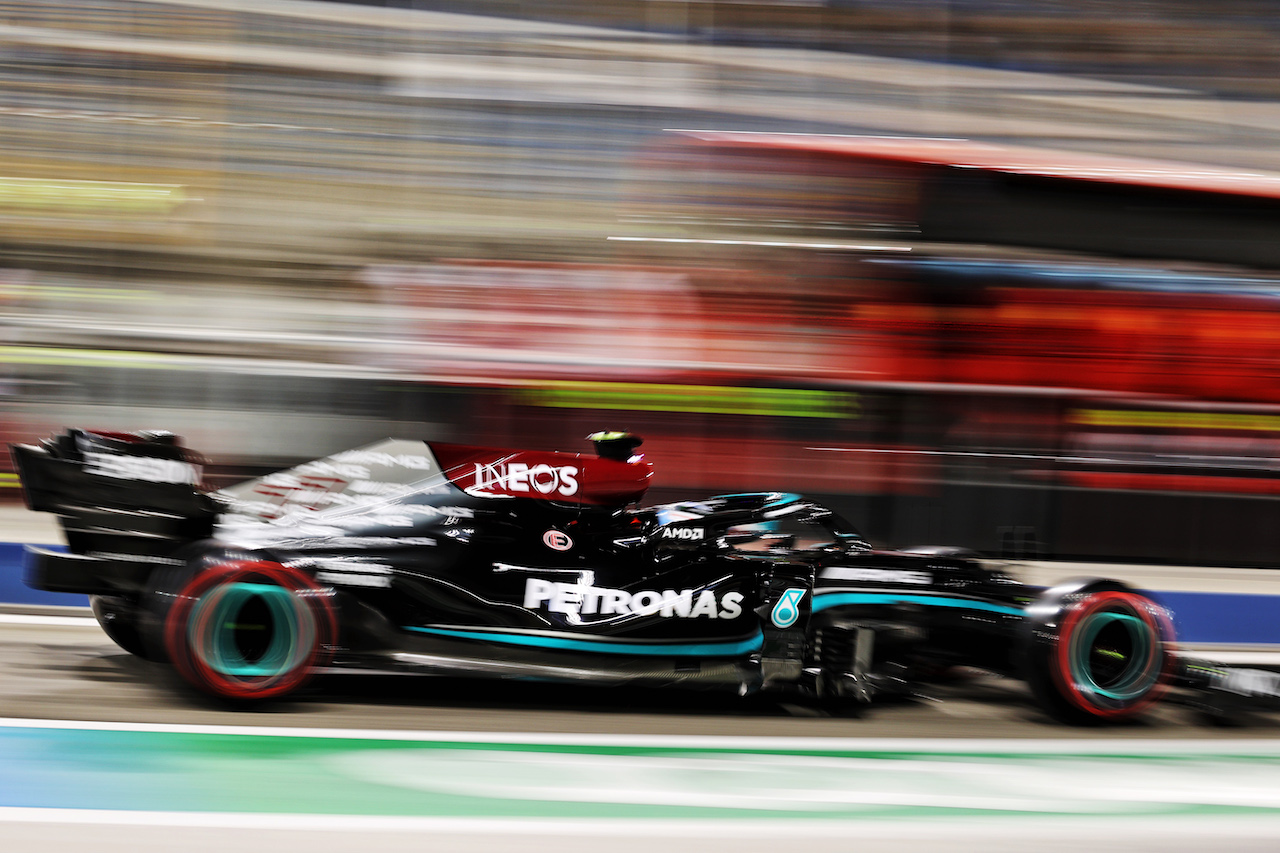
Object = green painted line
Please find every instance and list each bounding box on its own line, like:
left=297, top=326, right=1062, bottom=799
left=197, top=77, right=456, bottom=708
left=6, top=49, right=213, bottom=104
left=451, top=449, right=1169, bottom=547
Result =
left=0, top=177, right=186, bottom=213
left=1071, top=408, right=1280, bottom=433
left=519, top=381, right=859, bottom=419
left=0, top=345, right=186, bottom=369
left=6, top=722, right=1280, bottom=820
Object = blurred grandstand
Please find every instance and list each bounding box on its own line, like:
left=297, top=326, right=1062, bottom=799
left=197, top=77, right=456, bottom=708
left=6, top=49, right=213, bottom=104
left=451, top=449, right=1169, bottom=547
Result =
left=326, top=0, right=1280, bottom=100
left=4, top=0, right=1280, bottom=566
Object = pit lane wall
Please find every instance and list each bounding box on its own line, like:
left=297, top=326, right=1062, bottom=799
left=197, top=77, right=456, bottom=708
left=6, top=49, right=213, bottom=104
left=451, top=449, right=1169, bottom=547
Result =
left=4, top=528, right=1280, bottom=648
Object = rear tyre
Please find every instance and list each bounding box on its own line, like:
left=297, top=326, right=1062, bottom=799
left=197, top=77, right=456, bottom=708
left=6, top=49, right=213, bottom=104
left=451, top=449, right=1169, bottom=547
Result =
left=1023, top=580, right=1174, bottom=724
left=163, top=560, right=336, bottom=702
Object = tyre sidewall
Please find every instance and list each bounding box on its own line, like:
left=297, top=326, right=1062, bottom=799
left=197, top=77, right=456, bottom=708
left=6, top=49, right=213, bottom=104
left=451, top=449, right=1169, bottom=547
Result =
left=1022, top=578, right=1174, bottom=724
left=156, top=556, right=335, bottom=701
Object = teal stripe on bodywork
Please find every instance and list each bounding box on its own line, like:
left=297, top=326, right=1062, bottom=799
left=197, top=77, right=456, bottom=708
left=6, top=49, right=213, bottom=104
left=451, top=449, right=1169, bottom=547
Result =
left=404, top=626, right=764, bottom=657
left=812, top=592, right=1024, bottom=617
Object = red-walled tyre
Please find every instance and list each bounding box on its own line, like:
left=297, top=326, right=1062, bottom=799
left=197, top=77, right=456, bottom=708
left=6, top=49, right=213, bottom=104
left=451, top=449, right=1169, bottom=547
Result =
left=1022, top=579, right=1176, bottom=724
left=163, top=560, right=336, bottom=702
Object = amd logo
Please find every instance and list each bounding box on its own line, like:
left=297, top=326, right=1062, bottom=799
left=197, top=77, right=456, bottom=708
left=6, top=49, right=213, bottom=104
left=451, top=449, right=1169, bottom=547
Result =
left=660, top=527, right=705, bottom=541
left=472, top=462, right=579, bottom=497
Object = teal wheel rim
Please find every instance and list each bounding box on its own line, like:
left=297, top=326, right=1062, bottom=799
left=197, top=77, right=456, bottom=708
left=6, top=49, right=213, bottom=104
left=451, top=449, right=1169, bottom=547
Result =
left=190, top=582, right=308, bottom=677
left=1070, top=608, right=1157, bottom=703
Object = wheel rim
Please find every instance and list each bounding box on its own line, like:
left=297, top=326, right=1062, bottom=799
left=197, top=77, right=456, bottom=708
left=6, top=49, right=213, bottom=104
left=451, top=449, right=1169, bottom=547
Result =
left=1071, top=609, right=1155, bottom=702
left=1057, top=591, right=1169, bottom=716
left=189, top=582, right=313, bottom=678
left=165, top=561, right=335, bottom=700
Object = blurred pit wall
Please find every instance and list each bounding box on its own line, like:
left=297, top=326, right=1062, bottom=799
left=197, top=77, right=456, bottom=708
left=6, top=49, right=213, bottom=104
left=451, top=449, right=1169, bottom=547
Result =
left=3, top=0, right=1280, bottom=567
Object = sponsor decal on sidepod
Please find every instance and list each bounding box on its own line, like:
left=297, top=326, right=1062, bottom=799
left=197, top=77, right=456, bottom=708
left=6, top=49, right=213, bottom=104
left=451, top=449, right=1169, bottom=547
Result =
left=770, top=588, right=806, bottom=629
left=524, top=578, right=742, bottom=619
left=472, top=462, right=579, bottom=497
left=543, top=530, right=574, bottom=551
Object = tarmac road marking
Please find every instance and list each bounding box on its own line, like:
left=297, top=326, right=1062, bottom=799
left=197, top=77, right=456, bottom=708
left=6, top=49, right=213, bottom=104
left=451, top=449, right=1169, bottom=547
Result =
left=0, top=614, right=98, bottom=627
left=9, top=716, right=1280, bottom=750
left=3, top=807, right=1275, bottom=843
left=6, top=719, right=1280, bottom=824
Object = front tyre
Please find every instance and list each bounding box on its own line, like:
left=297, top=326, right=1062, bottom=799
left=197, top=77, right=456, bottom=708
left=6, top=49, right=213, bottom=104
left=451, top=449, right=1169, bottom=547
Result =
left=1023, top=580, right=1175, bottom=724
left=164, top=560, right=336, bottom=702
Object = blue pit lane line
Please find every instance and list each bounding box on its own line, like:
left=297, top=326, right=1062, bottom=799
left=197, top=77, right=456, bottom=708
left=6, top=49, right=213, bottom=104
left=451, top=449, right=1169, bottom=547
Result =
left=2, top=542, right=1280, bottom=645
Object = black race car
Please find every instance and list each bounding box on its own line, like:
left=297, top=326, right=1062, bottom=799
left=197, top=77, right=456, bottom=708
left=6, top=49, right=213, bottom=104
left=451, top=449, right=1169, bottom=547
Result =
left=12, top=428, right=1183, bottom=723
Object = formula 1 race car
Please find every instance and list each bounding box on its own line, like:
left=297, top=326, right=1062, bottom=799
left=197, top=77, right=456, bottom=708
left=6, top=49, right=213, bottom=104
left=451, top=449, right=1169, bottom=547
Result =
left=13, top=428, right=1184, bottom=723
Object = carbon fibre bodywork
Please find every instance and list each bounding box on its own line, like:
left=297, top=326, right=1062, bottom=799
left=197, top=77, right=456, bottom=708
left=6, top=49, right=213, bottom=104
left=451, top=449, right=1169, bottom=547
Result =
left=12, top=428, right=1179, bottom=721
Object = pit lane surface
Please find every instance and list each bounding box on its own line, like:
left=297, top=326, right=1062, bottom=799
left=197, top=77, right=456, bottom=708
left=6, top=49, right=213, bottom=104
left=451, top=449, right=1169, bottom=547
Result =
left=2, top=615, right=1275, bottom=738
left=7, top=601, right=1280, bottom=850
left=7, top=617, right=1280, bottom=850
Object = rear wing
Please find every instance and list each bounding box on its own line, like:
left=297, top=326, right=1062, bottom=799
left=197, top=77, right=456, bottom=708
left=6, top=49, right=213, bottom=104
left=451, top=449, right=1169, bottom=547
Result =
left=11, top=428, right=219, bottom=565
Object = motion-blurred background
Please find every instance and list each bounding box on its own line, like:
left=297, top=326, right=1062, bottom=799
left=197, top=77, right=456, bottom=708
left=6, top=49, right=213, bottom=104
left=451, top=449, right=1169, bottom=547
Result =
left=5, top=0, right=1280, bottom=567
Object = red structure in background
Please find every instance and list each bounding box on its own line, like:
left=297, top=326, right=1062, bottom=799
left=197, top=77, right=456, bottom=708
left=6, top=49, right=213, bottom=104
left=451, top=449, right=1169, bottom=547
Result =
left=642, top=131, right=1280, bottom=405
left=854, top=279, right=1280, bottom=403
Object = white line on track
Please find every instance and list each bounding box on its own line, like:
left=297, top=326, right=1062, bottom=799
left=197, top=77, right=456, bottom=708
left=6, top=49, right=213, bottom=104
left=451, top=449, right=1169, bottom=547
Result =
left=0, top=614, right=97, bottom=627
left=2, top=807, right=1280, bottom=843
left=5, top=716, right=1280, bottom=752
